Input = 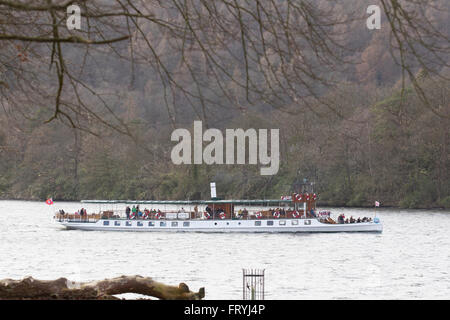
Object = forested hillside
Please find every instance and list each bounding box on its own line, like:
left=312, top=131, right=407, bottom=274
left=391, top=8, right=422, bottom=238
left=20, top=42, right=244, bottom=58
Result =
left=0, top=0, right=449, bottom=208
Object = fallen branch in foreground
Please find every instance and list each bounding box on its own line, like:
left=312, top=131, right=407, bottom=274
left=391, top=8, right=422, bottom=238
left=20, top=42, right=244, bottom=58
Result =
left=0, top=275, right=205, bottom=300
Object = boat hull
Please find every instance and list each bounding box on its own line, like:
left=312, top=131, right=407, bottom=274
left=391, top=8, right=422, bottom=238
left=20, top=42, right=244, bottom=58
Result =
left=57, top=218, right=383, bottom=233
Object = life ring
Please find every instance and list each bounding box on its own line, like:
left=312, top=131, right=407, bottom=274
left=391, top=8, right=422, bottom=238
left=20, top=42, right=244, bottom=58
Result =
left=204, top=212, right=211, bottom=219
left=155, top=212, right=162, bottom=219
left=305, top=193, right=310, bottom=201
left=295, top=193, right=302, bottom=201
left=292, top=211, right=300, bottom=218
left=130, top=211, right=136, bottom=219
left=143, top=211, right=149, bottom=219
left=273, top=211, right=280, bottom=218
left=255, top=212, right=263, bottom=219
left=313, top=193, right=317, bottom=200
left=219, top=212, right=226, bottom=220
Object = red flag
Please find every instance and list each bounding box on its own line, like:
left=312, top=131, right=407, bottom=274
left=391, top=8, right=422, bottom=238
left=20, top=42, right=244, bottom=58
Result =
left=45, top=198, right=54, bottom=205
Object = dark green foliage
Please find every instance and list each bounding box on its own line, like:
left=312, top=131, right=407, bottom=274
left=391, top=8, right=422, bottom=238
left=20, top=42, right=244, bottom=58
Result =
left=0, top=79, right=448, bottom=209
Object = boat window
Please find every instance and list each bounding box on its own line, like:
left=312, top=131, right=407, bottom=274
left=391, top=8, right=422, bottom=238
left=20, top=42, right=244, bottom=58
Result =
left=148, top=222, right=155, bottom=227
left=103, top=221, right=109, bottom=226
left=160, top=222, right=166, bottom=227
left=304, top=220, right=311, bottom=225
left=279, top=220, right=286, bottom=225
left=126, top=221, right=132, bottom=226
left=267, top=221, right=274, bottom=226
left=137, top=222, right=143, bottom=227
left=183, top=222, right=190, bottom=227
left=114, top=221, right=120, bottom=226
left=171, top=222, right=178, bottom=227
left=255, top=221, right=261, bottom=226
left=292, top=220, right=299, bottom=225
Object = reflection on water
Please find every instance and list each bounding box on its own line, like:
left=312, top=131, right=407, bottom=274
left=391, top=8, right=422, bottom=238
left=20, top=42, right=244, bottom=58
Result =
left=0, top=200, right=449, bottom=299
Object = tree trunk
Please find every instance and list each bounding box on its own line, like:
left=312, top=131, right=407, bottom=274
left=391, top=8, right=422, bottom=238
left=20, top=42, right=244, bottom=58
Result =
left=0, top=275, right=205, bottom=300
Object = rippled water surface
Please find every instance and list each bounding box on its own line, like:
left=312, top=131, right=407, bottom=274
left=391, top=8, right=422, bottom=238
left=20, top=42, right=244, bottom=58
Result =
left=0, top=200, right=449, bottom=299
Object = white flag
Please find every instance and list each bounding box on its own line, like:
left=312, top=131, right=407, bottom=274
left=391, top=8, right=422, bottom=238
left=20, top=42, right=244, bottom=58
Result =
left=210, top=182, right=217, bottom=198
left=375, top=201, right=380, bottom=207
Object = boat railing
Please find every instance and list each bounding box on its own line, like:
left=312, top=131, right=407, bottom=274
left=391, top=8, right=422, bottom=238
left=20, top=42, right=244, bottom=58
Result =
left=56, top=214, right=319, bottom=222
left=55, top=209, right=333, bottom=222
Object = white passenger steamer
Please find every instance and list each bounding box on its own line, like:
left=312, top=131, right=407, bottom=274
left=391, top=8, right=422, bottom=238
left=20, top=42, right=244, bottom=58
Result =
left=54, top=193, right=382, bottom=233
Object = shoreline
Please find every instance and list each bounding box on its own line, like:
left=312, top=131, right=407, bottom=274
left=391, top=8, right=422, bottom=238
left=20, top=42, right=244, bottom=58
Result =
left=0, top=198, right=449, bottom=211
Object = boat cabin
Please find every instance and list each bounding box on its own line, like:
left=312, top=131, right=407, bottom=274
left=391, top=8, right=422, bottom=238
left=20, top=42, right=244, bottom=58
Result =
left=55, top=192, right=319, bottom=222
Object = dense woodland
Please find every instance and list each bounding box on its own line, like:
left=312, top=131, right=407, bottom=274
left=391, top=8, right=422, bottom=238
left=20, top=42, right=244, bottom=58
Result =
left=0, top=0, right=449, bottom=208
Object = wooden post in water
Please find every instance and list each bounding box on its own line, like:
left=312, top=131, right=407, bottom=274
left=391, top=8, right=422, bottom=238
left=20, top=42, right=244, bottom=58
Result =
left=242, top=269, right=265, bottom=300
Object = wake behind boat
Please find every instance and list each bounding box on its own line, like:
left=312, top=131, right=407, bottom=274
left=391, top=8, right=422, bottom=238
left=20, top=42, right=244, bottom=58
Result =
left=54, top=192, right=382, bottom=233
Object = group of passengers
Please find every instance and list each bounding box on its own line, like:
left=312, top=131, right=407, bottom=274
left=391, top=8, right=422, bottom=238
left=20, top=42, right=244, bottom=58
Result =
left=269, top=208, right=287, bottom=217
left=125, top=205, right=162, bottom=220
left=337, top=214, right=372, bottom=224
left=57, top=208, right=88, bottom=221
left=235, top=208, right=249, bottom=219
left=269, top=208, right=317, bottom=218
left=204, top=205, right=227, bottom=219
left=233, top=208, right=318, bottom=219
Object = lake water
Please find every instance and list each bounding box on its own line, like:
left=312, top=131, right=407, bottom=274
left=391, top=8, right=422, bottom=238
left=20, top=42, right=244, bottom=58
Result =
left=0, top=200, right=449, bottom=299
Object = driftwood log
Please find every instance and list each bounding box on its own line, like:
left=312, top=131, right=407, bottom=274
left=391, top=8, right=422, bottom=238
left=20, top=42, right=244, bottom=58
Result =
left=0, top=275, right=205, bottom=300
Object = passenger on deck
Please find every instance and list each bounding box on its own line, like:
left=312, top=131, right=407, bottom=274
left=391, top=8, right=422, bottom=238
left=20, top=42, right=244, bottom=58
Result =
left=337, top=214, right=344, bottom=224
left=126, top=206, right=131, bottom=220
left=345, top=218, right=349, bottom=224
left=305, top=209, right=310, bottom=218
left=326, top=217, right=336, bottom=224
left=357, top=217, right=361, bottom=223
left=214, top=208, right=224, bottom=219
